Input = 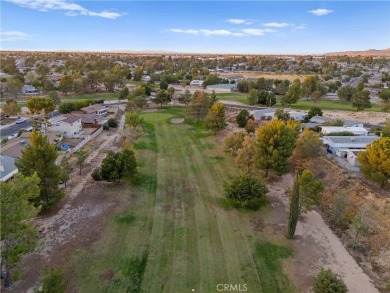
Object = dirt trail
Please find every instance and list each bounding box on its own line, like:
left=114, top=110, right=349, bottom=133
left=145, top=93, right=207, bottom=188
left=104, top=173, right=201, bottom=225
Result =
left=267, top=175, right=379, bottom=293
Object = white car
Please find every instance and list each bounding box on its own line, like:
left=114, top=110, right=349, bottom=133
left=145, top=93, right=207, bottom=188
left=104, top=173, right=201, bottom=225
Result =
left=15, top=117, right=27, bottom=124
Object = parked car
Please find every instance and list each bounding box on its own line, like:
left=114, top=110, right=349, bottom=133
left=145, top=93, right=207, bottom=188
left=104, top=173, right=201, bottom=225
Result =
left=15, top=117, right=27, bottom=124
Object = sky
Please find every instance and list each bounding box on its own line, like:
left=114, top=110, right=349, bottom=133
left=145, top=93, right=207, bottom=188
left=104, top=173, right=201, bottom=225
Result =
left=1, top=1, right=389, bottom=54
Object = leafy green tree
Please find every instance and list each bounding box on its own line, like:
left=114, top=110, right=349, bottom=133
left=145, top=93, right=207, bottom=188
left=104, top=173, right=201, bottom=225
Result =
left=282, top=79, right=301, bottom=106
left=154, top=89, right=171, bottom=107
left=381, top=120, right=390, bottom=137
left=224, top=131, right=245, bottom=156
left=26, top=97, right=55, bottom=116
left=313, top=269, right=347, bottom=293
left=356, top=81, right=365, bottom=92
left=15, top=131, right=64, bottom=210
left=337, top=85, right=356, bottom=102
left=75, top=150, right=88, bottom=175
left=254, top=119, right=299, bottom=176
left=248, top=89, right=258, bottom=105
left=36, top=267, right=67, bottom=293
left=119, top=87, right=129, bottom=100
left=351, top=90, right=371, bottom=111
left=286, top=172, right=300, bottom=239
left=107, top=118, right=118, bottom=128
left=133, top=67, right=143, bottom=81
left=379, top=89, right=390, bottom=103
left=301, top=75, right=320, bottom=100
left=100, top=149, right=137, bottom=182
left=275, top=108, right=291, bottom=121
left=290, top=128, right=323, bottom=170
left=299, top=170, right=324, bottom=213
left=59, top=75, right=73, bottom=95
left=125, top=111, right=144, bottom=128
left=6, top=78, right=23, bottom=98
left=205, top=103, right=226, bottom=134
left=59, top=157, right=72, bottom=188
left=209, top=90, right=218, bottom=106
left=357, top=137, right=390, bottom=188
left=236, top=135, right=256, bottom=173
left=178, top=89, right=192, bottom=106
left=308, top=106, right=323, bottom=117
left=1, top=99, right=21, bottom=116
left=236, top=109, right=249, bottom=127
left=189, top=91, right=209, bottom=123
left=159, top=80, right=168, bottom=90
left=49, top=91, right=61, bottom=106
left=224, top=174, right=268, bottom=208
left=36, top=64, right=50, bottom=78
left=0, top=173, right=40, bottom=288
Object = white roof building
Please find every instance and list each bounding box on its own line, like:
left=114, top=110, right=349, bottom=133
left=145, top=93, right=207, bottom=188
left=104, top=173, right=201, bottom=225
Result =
left=320, top=126, right=369, bottom=136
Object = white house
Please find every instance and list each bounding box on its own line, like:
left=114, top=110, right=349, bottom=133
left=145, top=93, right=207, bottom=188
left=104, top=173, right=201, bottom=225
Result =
left=322, top=136, right=378, bottom=154
left=50, top=114, right=82, bottom=138
left=320, top=126, right=369, bottom=136
left=190, top=80, right=204, bottom=87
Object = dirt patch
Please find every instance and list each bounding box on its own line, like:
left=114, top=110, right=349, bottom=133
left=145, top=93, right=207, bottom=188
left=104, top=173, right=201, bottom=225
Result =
left=171, top=117, right=185, bottom=124
left=322, top=110, right=389, bottom=125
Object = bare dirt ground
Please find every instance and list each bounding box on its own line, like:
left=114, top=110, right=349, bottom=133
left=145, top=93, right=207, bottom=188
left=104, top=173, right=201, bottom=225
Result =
left=170, top=117, right=185, bottom=124
left=266, top=175, right=379, bottom=293
left=220, top=71, right=307, bottom=81
left=322, top=110, right=390, bottom=125
left=5, top=131, right=124, bottom=293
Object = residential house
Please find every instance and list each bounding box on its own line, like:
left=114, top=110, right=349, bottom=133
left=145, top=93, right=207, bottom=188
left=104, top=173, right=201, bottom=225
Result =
left=190, top=80, right=204, bottom=87
left=22, top=85, right=40, bottom=94
left=335, top=149, right=362, bottom=166
left=49, top=114, right=82, bottom=138
left=320, top=126, right=369, bottom=136
left=80, top=104, right=108, bottom=116
left=0, top=155, right=18, bottom=181
left=322, top=136, right=378, bottom=154
left=253, top=109, right=276, bottom=120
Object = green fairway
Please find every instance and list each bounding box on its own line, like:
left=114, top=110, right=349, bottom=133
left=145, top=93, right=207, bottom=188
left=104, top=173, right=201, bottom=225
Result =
left=216, top=93, right=249, bottom=104
left=73, top=107, right=296, bottom=293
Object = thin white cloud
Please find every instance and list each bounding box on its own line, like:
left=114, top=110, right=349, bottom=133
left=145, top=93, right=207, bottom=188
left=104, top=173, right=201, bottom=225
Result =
left=1, top=31, right=34, bottom=41
left=241, top=29, right=265, bottom=36
left=263, top=22, right=290, bottom=28
left=226, top=19, right=253, bottom=25
left=294, top=24, right=307, bottom=30
left=199, top=29, right=232, bottom=36
left=308, top=9, right=333, bottom=16
left=5, top=0, right=124, bottom=19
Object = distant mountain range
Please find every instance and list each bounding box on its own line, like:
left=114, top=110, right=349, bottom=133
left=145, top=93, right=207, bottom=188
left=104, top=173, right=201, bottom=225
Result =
left=324, top=48, right=390, bottom=57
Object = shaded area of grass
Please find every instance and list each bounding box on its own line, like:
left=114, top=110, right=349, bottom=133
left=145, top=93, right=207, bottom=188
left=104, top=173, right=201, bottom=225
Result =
left=114, top=212, right=135, bottom=225
left=120, top=252, right=149, bottom=293
left=252, top=241, right=296, bottom=293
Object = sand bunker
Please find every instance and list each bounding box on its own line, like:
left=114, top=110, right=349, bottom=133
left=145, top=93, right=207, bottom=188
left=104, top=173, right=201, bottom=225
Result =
left=171, top=118, right=185, bottom=124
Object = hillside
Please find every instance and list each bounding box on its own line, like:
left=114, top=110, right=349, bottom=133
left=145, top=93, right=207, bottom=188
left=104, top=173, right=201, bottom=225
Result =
left=325, top=48, right=390, bottom=57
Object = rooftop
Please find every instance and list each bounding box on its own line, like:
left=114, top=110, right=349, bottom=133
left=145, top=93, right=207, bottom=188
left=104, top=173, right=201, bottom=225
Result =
left=0, top=155, right=17, bottom=181
left=322, top=136, right=378, bottom=146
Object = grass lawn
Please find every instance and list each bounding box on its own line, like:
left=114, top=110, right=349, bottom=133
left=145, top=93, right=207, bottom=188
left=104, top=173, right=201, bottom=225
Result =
left=216, top=92, right=249, bottom=104
left=127, top=81, right=159, bottom=88
left=73, top=107, right=296, bottom=293
left=60, top=92, right=120, bottom=102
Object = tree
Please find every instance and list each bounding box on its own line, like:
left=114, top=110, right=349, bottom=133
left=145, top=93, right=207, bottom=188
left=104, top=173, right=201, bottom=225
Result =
left=290, top=128, right=323, bottom=169
left=205, top=103, right=226, bottom=134
left=26, top=97, right=55, bottom=119
left=254, top=119, right=299, bottom=176
left=275, top=109, right=291, bottom=121
left=119, top=87, right=129, bottom=100
left=36, top=267, right=67, bottom=293
left=36, top=64, right=50, bottom=78
left=189, top=91, right=209, bottom=122
left=0, top=173, right=40, bottom=288
left=209, top=90, right=218, bottom=105
left=236, top=135, right=256, bottom=173
left=49, top=91, right=61, bottom=106
left=337, top=85, right=356, bottom=102
left=301, top=75, right=320, bottom=100
left=356, top=81, right=365, bottom=92
left=313, top=269, right=347, bottom=293
left=286, top=172, right=300, bottom=239
left=133, top=67, right=143, bottom=81
left=224, top=131, right=245, bottom=156
left=379, top=89, right=390, bottom=103
left=100, top=149, right=137, bottom=182
left=6, top=78, right=23, bottom=98
left=59, top=75, right=73, bottom=95
left=248, top=89, right=258, bottom=105
left=331, top=191, right=349, bottom=228
left=357, top=137, right=390, bottom=188
left=298, top=169, right=324, bottom=213
left=1, top=99, right=21, bottom=116
left=75, top=150, right=88, bottom=175
left=154, top=89, right=171, bottom=107
left=178, top=89, right=192, bottom=106
left=125, top=111, right=144, bottom=128
left=59, top=157, right=72, bottom=188
left=224, top=174, right=268, bottom=208
left=282, top=79, right=301, bottom=106
left=308, top=106, right=323, bottom=118
left=159, top=80, right=168, bottom=90
left=351, top=90, right=371, bottom=111
left=236, top=109, right=249, bottom=127
left=381, top=120, right=390, bottom=137
left=15, top=131, right=64, bottom=210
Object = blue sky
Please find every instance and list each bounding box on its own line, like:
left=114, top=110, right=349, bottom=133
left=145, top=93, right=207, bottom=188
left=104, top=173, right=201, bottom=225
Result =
left=1, top=1, right=389, bottom=54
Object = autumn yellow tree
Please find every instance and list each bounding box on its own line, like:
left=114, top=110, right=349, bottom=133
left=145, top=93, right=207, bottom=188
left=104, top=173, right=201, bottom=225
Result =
left=205, top=103, right=226, bottom=134
left=357, top=137, right=390, bottom=188
left=254, top=119, right=300, bottom=176
left=236, top=135, right=256, bottom=173
left=224, top=131, right=245, bottom=156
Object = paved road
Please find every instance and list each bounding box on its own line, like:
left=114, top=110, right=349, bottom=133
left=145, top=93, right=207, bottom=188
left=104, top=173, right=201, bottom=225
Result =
left=0, top=111, right=60, bottom=138
left=221, top=103, right=266, bottom=111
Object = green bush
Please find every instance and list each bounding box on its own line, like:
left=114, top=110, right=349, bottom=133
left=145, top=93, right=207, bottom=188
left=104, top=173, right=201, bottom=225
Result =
left=313, top=269, right=347, bottom=293
left=35, top=267, right=66, bottom=293
left=91, top=168, right=102, bottom=181
left=236, top=109, right=249, bottom=127
left=107, top=118, right=118, bottom=128
left=103, top=124, right=109, bottom=131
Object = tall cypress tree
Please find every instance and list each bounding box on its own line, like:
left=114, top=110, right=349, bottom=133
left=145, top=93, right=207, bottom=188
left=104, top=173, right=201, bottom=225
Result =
left=286, top=172, right=300, bottom=239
